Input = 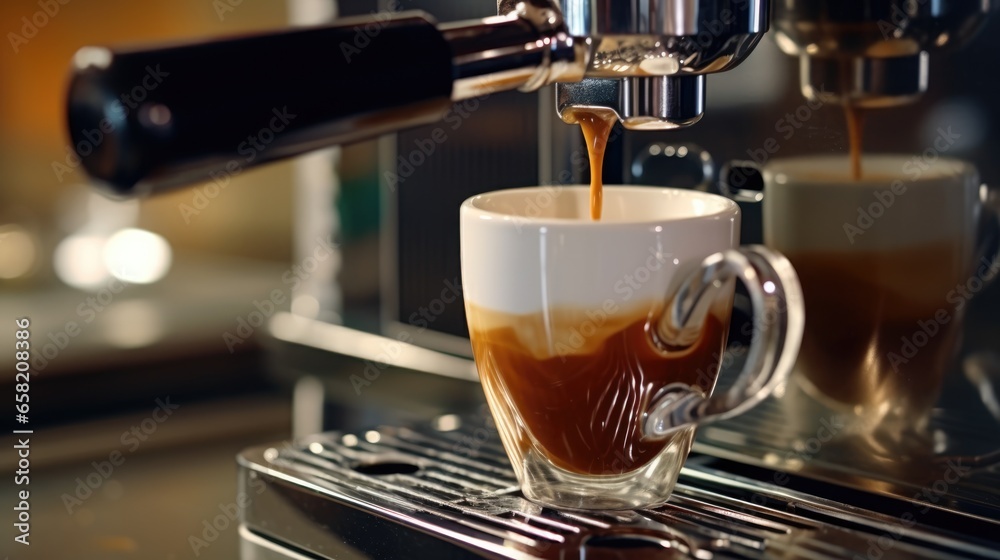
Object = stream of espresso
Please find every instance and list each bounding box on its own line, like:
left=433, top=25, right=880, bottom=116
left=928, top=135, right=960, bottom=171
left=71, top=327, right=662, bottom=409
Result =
left=564, top=108, right=617, bottom=220
left=845, top=105, right=865, bottom=181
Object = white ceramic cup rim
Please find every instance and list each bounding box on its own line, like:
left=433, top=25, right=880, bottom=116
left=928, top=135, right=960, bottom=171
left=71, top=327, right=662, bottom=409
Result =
left=762, top=154, right=978, bottom=187
left=461, top=185, right=740, bottom=227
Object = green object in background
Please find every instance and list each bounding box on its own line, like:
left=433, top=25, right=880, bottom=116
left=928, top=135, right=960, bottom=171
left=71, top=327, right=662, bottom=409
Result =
left=337, top=142, right=382, bottom=242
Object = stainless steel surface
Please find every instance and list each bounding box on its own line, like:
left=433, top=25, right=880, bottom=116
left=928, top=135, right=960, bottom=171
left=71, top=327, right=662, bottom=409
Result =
left=267, top=311, right=478, bottom=382
left=564, top=0, right=764, bottom=36
left=501, top=0, right=769, bottom=129
left=773, top=0, right=993, bottom=106
left=557, top=76, right=706, bottom=129
left=442, top=2, right=586, bottom=100
left=242, top=526, right=319, bottom=560
left=622, top=76, right=706, bottom=128
left=799, top=53, right=929, bottom=108
left=237, top=411, right=1000, bottom=559
left=694, top=387, right=1000, bottom=519
left=556, top=0, right=766, bottom=67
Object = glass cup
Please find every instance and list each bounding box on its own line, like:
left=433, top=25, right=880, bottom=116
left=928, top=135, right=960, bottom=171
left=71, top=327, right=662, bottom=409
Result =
left=460, top=185, right=804, bottom=510
left=757, top=155, right=999, bottom=449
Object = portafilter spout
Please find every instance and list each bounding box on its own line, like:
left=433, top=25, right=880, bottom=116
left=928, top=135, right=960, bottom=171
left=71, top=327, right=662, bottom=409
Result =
left=526, top=0, right=770, bottom=129
left=772, top=0, right=993, bottom=108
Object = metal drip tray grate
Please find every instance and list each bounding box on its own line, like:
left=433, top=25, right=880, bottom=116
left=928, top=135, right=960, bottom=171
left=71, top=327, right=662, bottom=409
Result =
left=239, top=410, right=1000, bottom=559
left=694, top=387, right=1000, bottom=523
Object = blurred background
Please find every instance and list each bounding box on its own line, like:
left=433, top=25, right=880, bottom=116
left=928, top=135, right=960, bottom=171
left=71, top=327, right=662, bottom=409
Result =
left=2, top=0, right=1000, bottom=558
left=0, top=1, right=348, bottom=558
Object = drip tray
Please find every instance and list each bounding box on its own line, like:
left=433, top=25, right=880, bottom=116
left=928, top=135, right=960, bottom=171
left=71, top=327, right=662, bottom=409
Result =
left=238, top=410, right=1000, bottom=559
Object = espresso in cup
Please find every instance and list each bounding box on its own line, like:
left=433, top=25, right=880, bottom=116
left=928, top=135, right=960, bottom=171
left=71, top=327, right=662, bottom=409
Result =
left=462, top=186, right=803, bottom=509
left=763, top=155, right=983, bottom=435
left=469, top=305, right=729, bottom=475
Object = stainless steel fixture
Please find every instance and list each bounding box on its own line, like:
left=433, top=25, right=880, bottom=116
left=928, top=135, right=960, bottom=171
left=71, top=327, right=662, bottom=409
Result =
left=772, top=0, right=994, bottom=107
left=544, top=0, right=768, bottom=128
left=64, top=0, right=772, bottom=195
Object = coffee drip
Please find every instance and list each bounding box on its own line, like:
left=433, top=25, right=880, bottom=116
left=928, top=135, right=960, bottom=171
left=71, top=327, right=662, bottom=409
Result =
left=845, top=106, right=865, bottom=181
left=562, top=107, right=617, bottom=220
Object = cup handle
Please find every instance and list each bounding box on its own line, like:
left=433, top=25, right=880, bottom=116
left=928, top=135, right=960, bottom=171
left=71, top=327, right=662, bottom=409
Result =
left=642, top=245, right=805, bottom=439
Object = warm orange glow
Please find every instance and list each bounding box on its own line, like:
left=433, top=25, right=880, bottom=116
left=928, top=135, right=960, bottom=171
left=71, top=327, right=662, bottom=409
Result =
left=0, top=0, right=285, bottom=153
left=0, top=0, right=293, bottom=261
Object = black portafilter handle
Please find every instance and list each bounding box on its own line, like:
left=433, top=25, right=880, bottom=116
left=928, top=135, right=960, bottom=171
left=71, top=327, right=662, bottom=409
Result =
left=66, top=12, right=457, bottom=197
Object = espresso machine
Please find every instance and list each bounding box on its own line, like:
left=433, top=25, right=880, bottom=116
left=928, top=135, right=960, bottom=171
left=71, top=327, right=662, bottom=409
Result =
left=65, top=0, right=1000, bottom=558
left=773, top=0, right=992, bottom=108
